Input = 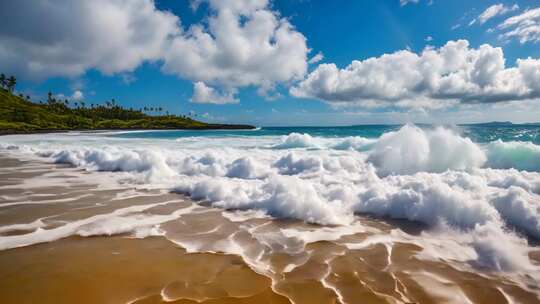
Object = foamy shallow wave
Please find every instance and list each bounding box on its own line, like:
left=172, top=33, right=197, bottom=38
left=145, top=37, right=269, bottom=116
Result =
left=273, top=132, right=321, bottom=149
left=0, top=201, right=197, bottom=250
left=273, top=132, right=375, bottom=151
left=368, top=125, right=486, bottom=175
left=486, top=140, right=540, bottom=171
left=1, top=125, right=540, bottom=271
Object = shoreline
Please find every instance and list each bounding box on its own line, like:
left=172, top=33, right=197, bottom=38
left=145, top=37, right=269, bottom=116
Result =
left=0, top=89, right=256, bottom=136
left=0, top=125, right=257, bottom=136
left=1, top=139, right=540, bottom=303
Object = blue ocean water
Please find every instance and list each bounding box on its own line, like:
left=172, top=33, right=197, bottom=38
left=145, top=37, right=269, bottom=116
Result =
left=113, top=124, right=540, bottom=144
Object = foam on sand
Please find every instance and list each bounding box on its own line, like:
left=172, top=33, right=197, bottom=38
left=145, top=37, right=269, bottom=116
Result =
left=0, top=201, right=196, bottom=250
left=1, top=125, right=540, bottom=273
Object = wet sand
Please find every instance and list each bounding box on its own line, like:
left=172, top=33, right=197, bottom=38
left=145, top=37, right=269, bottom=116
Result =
left=0, top=236, right=288, bottom=304
left=1, top=154, right=539, bottom=303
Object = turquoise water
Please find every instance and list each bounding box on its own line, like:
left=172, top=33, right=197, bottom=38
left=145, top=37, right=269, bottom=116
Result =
left=113, top=124, right=540, bottom=144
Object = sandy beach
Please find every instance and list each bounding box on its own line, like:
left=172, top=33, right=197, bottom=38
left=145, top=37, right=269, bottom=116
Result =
left=1, top=153, right=539, bottom=304
left=4, top=0, right=540, bottom=302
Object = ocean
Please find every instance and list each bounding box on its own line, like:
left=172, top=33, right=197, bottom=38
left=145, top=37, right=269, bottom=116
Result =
left=1, top=123, right=539, bottom=303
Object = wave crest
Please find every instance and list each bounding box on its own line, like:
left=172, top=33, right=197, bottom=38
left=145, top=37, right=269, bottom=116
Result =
left=273, top=133, right=319, bottom=149
left=2, top=125, right=540, bottom=271
left=486, top=140, right=540, bottom=171
left=368, top=125, right=486, bottom=175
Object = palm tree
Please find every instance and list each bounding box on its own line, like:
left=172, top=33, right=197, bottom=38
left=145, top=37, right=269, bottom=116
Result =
left=6, top=76, right=16, bottom=93
left=0, top=74, right=6, bottom=90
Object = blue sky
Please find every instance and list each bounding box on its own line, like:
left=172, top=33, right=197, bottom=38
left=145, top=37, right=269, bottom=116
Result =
left=3, top=0, right=540, bottom=126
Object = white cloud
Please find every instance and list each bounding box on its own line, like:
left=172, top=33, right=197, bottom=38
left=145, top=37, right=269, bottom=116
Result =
left=162, top=0, right=309, bottom=98
left=56, top=90, right=84, bottom=102
left=425, top=36, right=433, bottom=42
left=400, top=0, right=432, bottom=6
left=72, top=90, right=84, bottom=101
left=0, top=0, right=310, bottom=103
left=0, top=0, right=179, bottom=80
left=400, top=0, right=419, bottom=6
left=452, top=7, right=477, bottom=30
left=308, top=52, right=324, bottom=64
left=191, top=82, right=239, bottom=104
left=470, top=3, right=519, bottom=26
left=291, top=40, right=540, bottom=109
left=498, top=6, right=540, bottom=44
left=120, top=74, right=137, bottom=85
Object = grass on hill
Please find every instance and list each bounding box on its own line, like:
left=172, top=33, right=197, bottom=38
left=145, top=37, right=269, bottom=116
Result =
left=0, top=89, right=253, bottom=134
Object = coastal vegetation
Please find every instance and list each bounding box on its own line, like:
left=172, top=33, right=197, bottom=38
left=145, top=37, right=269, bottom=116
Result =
left=0, top=74, right=253, bottom=134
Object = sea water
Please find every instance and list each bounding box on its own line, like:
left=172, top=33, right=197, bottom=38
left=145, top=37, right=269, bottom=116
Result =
left=1, top=123, right=540, bottom=300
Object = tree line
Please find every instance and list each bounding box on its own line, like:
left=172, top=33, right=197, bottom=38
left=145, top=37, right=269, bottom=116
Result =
left=40, top=94, right=194, bottom=121
left=0, top=73, right=200, bottom=121
left=0, top=74, right=17, bottom=93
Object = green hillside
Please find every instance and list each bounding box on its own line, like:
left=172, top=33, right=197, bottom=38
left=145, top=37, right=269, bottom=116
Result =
left=0, top=87, right=254, bottom=135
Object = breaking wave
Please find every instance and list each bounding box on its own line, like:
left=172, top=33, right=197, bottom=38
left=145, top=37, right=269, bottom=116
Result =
left=486, top=140, right=540, bottom=171
left=368, top=124, right=486, bottom=175
left=1, top=124, right=540, bottom=271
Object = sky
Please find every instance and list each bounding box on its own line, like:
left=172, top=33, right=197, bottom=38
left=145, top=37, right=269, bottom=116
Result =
left=1, top=0, right=540, bottom=126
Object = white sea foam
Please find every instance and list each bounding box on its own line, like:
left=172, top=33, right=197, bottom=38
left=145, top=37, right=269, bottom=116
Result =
left=486, top=140, right=540, bottom=171
left=368, top=124, right=486, bottom=175
left=0, top=219, right=46, bottom=234
left=0, top=201, right=196, bottom=250
left=1, top=125, right=540, bottom=272
left=273, top=132, right=321, bottom=149
left=332, top=136, right=375, bottom=151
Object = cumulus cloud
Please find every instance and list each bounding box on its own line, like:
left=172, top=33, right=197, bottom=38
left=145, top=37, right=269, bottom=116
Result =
left=291, top=40, right=540, bottom=109
left=191, top=82, right=239, bottom=104
left=498, top=6, right=540, bottom=44
left=162, top=0, right=309, bottom=98
left=0, top=0, right=310, bottom=103
left=0, top=0, right=179, bottom=79
left=469, top=3, right=519, bottom=26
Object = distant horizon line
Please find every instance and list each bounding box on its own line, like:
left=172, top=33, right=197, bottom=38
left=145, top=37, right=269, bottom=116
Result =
left=252, top=121, right=540, bottom=128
